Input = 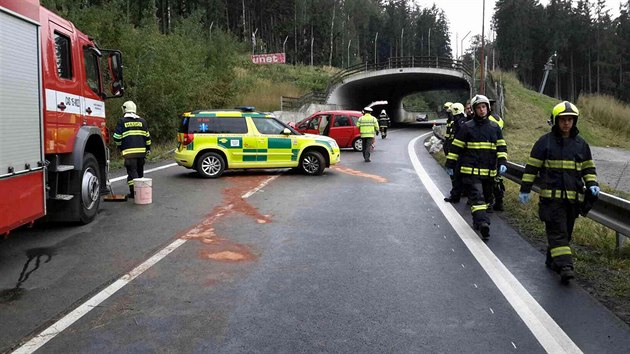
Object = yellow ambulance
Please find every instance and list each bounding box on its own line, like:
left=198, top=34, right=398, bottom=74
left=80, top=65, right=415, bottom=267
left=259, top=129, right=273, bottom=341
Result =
left=175, top=108, right=341, bottom=178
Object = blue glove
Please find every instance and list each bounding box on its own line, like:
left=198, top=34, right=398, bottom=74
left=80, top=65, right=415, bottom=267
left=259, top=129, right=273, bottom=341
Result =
left=446, top=168, right=454, bottom=176
left=589, top=186, right=600, bottom=196
left=499, top=165, right=507, bottom=175
left=519, top=192, right=531, bottom=204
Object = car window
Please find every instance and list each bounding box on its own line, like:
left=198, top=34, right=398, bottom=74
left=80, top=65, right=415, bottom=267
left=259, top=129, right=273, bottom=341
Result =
left=297, top=118, right=311, bottom=130
left=334, top=115, right=351, bottom=127
left=351, top=116, right=359, bottom=126
left=252, top=117, right=289, bottom=135
left=308, top=116, right=321, bottom=130
left=184, top=116, right=248, bottom=134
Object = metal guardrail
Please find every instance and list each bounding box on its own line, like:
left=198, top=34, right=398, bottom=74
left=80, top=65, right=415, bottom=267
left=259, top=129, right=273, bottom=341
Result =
left=504, top=161, right=630, bottom=249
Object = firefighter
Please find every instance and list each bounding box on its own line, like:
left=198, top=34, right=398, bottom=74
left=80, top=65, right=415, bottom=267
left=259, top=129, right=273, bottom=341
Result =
left=356, top=107, right=379, bottom=162
left=113, top=101, right=151, bottom=198
left=444, top=103, right=470, bottom=203
left=519, top=101, right=599, bottom=284
left=442, top=102, right=454, bottom=154
left=488, top=105, right=506, bottom=212
left=445, top=95, right=507, bottom=240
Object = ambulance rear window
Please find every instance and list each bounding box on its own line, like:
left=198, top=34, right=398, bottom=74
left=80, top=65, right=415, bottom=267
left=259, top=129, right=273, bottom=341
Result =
left=181, top=116, right=248, bottom=134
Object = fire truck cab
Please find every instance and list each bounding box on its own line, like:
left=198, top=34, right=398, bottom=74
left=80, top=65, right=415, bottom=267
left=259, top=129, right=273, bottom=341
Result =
left=0, top=0, right=124, bottom=235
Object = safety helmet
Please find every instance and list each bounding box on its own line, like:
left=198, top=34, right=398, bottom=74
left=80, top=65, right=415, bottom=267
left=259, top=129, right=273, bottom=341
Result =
left=122, top=100, right=137, bottom=114
left=443, top=102, right=453, bottom=112
left=551, top=101, right=579, bottom=126
left=450, top=103, right=465, bottom=116
left=363, top=107, right=373, bottom=112
left=470, top=95, right=491, bottom=111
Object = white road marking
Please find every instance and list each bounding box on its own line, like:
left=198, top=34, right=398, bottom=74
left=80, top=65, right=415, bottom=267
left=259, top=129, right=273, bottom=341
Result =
left=12, top=174, right=279, bottom=354
left=110, top=163, right=178, bottom=182
left=512, top=341, right=518, bottom=349
left=474, top=283, right=478, bottom=288
left=408, top=134, right=582, bottom=354
left=490, top=308, right=495, bottom=314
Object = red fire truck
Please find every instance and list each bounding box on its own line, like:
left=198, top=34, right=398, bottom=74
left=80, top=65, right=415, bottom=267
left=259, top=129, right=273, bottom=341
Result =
left=0, top=0, right=124, bottom=235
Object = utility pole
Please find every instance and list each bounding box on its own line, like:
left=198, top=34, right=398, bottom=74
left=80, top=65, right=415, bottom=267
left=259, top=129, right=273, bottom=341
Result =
left=480, top=0, right=486, bottom=94
left=401, top=28, right=404, bottom=57
left=428, top=28, right=431, bottom=57
left=347, top=39, right=352, bottom=67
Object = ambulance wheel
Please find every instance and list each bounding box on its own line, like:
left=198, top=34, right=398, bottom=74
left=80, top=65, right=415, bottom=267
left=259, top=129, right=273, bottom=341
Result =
left=197, top=152, right=225, bottom=178
left=352, top=138, right=363, bottom=152
left=299, top=151, right=325, bottom=176
left=79, top=153, right=101, bottom=224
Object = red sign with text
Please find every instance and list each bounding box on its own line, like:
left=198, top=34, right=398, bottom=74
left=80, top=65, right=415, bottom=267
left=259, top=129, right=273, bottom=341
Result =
left=251, top=53, right=286, bottom=64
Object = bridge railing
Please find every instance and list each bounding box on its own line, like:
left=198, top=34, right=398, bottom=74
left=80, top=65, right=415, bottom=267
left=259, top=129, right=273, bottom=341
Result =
left=327, top=56, right=472, bottom=96
left=504, top=162, right=630, bottom=250
left=280, top=91, right=327, bottom=111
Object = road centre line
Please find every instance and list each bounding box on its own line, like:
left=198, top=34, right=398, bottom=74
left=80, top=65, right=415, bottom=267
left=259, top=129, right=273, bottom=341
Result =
left=12, top=174, right=280, bottom=354
left=408, top=133, right=582, bottom=354
left=109, top=163, right=178, bottom=183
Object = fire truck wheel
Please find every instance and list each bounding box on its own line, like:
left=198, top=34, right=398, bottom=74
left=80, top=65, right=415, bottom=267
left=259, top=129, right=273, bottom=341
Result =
left=79, top=153, right=101, bottom=224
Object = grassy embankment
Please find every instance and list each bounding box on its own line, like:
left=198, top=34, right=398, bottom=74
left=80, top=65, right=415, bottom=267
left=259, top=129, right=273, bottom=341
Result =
left=109, top=62, right=335, bottom=169
left=439, top=70, right=630, bottom=321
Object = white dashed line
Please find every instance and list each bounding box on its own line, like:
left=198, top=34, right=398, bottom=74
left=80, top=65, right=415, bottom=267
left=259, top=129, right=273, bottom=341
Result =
left=409, top=134, right=582, bottom=354
left=461, top=264, right=466, bottom=268
left=490, top=308, right=495, bottom=314
left=474, top=283, right=478, bottom=288
left=512, top=341, right=518, bottom=349
left=12, top=174, right=280, bottom=354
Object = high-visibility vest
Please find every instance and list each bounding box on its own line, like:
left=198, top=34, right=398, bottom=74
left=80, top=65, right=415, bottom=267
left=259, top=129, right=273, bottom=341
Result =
left=357, top=114, right=379, bottom=138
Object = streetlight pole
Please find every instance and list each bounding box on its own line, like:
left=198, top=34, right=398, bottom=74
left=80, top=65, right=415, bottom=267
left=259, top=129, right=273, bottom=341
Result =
left=374, top=32, right=378, bottom=63
left=428, top=28, right=431, bottom=57
left=539, top=51, right=557, bottom=94
left=282, top=36, right=289, bottom=55
left=480, top=0, right=486, bottom=94
left=460, top=31, right=471, bottom=60
left=347, top=39, right=352, bottom=68
left=400, top=28, right=404, bottom=57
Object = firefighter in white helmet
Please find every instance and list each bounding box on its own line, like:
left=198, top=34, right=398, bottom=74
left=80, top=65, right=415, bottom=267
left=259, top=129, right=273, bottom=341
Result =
left=445, top=94, right=507, bottom=240
left=357, top=107, right=379, bottom=162
left=113, top=101, right=151, bottom=198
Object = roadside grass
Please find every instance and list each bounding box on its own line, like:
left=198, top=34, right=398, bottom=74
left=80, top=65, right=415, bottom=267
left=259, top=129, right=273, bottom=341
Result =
left=231, top=63, right=337, bottom=111
left=437, top=70, right=630, bottom=323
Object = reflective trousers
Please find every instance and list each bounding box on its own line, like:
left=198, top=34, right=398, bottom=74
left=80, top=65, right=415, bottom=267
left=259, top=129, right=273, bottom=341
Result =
left=463, top=175, right=493, bottom=227
left=124, top=157, right=145, bottom=195
left=539, top=199, right=579, bottom=269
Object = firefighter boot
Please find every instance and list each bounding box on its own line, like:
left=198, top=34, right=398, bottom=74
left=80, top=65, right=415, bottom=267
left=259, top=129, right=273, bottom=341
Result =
left=127, top=186, right=135, bottom=199
left=560, top=266, right=575, bottom=284
left=545, top=250, right=560, bottom=273
left=444, top=195, right=460, bottom=203
left=479, top=222, right=490, bottom=240
left=493, top=198, right=504, bottom=211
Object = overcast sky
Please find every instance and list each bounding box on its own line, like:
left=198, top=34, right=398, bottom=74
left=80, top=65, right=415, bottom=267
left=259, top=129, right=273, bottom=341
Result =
left=417, top=0, right=626, bottom=58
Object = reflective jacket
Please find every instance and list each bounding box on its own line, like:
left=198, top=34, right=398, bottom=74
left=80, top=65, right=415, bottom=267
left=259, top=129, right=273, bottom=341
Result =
left=446, top=113, right=469, bottom=142
left=520, top=126, right=597, bottom=202
left=445, top=116, right=507, bottom=177
left=113, top=113, right=151, bottom=158
left=488, top=114, right=504, bottom=130
left=357, top=113, right=379, bottom=138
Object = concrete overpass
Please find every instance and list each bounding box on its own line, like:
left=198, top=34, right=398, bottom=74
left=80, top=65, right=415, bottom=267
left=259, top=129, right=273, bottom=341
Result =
left=325, top=57, right=472, bottom=122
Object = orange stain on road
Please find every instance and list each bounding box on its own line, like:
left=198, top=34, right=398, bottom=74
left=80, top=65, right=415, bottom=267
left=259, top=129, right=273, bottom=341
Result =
left=179, top=175, right=274, bottom=263
left=332, top=165, right=388, bottom=183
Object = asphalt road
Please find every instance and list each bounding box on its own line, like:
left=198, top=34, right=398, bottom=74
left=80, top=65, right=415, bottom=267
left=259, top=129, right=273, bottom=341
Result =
left=1, top=126, right=629, bottom=353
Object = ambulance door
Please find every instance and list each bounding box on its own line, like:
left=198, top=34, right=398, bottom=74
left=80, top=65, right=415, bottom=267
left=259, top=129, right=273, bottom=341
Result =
left=251, top=117, right=294, bottom=165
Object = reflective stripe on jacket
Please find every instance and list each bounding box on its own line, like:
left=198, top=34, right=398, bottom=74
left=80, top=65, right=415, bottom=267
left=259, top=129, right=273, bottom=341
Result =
left=445, top=117, right=507, bottom=177
left=357, top=114, right=379, bottom=138
left=113, top=113, right=151, bottom=158
left=520, top=127, right=597, bottom=202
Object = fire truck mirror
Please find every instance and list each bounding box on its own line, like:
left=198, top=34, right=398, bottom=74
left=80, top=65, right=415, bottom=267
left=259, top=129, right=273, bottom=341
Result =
left=105, top=51, right=124, bottom=97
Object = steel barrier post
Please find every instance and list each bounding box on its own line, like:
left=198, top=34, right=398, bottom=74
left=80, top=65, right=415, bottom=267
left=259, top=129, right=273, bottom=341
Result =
left=617, top=232, right=629, bottom=250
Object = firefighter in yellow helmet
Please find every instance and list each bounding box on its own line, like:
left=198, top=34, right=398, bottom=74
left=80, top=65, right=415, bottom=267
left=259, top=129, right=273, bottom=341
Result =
left=444, top=103, right=471, bottom=203
left=113, top=101, right=151, bottom=198
left=519, top=101, right=599, bottom=284
left=442, top=102, right=454, bottom=154
left=445, top=94, right=507, bottom=240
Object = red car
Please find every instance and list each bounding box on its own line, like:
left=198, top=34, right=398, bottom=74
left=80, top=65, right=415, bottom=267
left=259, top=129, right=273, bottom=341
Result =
left=293, top=110, right=364, bottom=151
